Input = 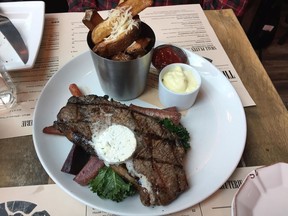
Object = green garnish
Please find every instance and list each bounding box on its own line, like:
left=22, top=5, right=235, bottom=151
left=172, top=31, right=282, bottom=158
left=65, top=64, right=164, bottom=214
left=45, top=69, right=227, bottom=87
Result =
left=89, top=166, right=136, bottom=202
left=160, top=118, right=191, bottom=150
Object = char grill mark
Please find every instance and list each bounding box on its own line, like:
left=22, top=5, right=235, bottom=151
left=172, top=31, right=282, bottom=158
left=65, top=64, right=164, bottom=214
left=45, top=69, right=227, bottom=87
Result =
left=131, top=111, right=177, bottom=140
left=54, top=122, right=96, bottom=155
left=133, top=137, right=188, bottom=206
left=61, top=95, right=135, bottom=128
left=53, top=95, right=188, bottom=206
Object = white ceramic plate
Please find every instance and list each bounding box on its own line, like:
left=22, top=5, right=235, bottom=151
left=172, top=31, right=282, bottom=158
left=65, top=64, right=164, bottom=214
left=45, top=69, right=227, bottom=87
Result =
left=232, top=162, right=288, bottom=216
left=33, top=50, right=246, bottom=215
left=0, top=1, right=45, bottom=71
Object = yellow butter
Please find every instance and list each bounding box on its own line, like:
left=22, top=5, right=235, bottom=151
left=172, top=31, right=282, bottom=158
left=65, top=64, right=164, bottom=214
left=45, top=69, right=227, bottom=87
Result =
left=162, top=65, right=198, bottom=93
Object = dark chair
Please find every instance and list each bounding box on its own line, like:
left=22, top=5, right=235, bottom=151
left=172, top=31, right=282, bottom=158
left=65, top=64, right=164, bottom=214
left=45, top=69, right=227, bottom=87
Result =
left=0, top=0, right=69, bottom=13
left=42, top=0, right=68, bottom=13
left=278, top=9, right=288, bottom=45
left=246, top=0, right=282, bottom=60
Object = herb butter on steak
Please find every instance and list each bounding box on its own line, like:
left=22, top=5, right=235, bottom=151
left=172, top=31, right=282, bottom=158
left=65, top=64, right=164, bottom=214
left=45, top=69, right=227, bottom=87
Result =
left=53, top=94, right=189, bottom=206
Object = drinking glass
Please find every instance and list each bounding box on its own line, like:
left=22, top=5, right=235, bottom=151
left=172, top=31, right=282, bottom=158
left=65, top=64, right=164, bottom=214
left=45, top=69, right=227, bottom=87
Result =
left=0, top=63, right=16, bottom=111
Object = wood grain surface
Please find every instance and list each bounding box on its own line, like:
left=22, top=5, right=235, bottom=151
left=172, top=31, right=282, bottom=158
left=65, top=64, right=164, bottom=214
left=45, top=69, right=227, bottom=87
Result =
left=205, top=9, right=288, bottom=166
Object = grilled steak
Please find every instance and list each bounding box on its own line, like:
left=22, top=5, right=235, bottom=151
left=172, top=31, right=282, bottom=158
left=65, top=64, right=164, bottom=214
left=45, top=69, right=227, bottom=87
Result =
left=53, top=94, right=189, bottom=206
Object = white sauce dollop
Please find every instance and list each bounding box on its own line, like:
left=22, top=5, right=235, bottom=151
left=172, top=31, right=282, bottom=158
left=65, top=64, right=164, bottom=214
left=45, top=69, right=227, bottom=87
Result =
left=91, top=124, right=137, bottom=165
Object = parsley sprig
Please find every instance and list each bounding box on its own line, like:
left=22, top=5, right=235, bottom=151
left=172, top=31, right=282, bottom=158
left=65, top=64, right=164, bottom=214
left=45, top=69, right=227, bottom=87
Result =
left=160, top=118, right=191, bottom=150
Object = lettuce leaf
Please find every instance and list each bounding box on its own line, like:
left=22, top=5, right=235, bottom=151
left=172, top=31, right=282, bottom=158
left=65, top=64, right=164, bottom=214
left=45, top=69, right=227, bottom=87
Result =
left=89, top=166, right=136, bottom=202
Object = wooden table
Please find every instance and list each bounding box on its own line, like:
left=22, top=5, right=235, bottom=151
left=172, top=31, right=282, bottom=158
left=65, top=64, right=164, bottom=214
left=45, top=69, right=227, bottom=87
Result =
left=205, top=9, right=288, bottom=166
left=0, top=9, right=287, bottom=188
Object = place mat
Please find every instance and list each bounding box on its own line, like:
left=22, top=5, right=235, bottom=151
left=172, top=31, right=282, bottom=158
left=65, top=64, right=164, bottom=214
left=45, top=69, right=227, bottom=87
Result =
left=0, top=166, right=260, bottom=216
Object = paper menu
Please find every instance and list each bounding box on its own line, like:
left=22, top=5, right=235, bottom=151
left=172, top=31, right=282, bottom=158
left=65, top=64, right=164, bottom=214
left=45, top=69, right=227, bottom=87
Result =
left=0, top=13, right=88, bottom=139
left=0, top=166, right=259, bottom=216
left=0, top=4, right=255, bottom=139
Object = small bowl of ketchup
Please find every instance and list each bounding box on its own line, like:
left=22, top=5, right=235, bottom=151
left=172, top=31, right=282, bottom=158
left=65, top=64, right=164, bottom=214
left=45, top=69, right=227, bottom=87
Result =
left=152, top=44, right=188, bottom=71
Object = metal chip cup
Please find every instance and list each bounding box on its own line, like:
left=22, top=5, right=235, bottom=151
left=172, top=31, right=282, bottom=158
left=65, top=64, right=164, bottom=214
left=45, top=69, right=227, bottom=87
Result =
left=87, top=22, right=155, bottom=101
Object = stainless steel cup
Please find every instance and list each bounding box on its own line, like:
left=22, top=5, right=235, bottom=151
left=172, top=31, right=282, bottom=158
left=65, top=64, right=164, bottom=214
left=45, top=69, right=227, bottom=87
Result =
left=87, top=22, right=155, bottom=101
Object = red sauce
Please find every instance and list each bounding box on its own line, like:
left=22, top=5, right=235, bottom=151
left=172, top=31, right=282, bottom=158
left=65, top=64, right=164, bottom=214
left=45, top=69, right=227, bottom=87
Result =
left=152, top=44, right=188, bottom=71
